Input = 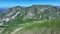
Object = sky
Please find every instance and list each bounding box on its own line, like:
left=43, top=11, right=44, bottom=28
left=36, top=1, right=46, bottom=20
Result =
left=0, top=0, right=60, bottom=8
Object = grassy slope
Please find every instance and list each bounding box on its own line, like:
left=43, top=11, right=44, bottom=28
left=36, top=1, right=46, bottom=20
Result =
left=15, top=18, right=60, bottom=34
left=1, top=18, right=60, bottom=34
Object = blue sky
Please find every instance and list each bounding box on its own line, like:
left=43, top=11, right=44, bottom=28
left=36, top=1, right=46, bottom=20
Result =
left=0, top=0, right=60, bottom=8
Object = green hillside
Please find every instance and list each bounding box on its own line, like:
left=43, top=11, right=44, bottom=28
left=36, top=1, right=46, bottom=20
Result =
left=0, top=18, right=60, bottom=34
left=16, top=18, right=60, bottom=34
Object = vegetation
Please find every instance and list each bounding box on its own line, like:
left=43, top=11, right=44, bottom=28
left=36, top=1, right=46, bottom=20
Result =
left=16, top=18, right=60, bottom=34
left=0, top=5, right=60, bottom=34
left=0, top=18, right=60, bottom=34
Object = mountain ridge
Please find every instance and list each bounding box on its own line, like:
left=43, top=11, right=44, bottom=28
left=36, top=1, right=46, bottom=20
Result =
left=0, top=5, right=60, bottom=34
left=0, top=5, right=60, bottom=25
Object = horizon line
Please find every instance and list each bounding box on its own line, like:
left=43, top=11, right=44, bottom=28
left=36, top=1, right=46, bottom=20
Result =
left=0, top=4, right=60, bottom=8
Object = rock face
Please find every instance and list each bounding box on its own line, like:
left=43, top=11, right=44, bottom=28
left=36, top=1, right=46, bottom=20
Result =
left=0, top=5, right=60, bottom=24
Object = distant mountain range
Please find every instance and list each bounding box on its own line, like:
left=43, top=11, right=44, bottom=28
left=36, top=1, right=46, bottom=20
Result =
left=56, top=6, right=60, bottom=9
left=0, top=8, right=6, bottom=12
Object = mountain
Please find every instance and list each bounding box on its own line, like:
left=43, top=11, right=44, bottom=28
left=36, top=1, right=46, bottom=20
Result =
left=0, top=5, right=60, bottom=23
left=55, top=6, right=60, bottom=9
left=0, top=5, right=60, bottom=34
left=1, top=17, right=60, bottom=34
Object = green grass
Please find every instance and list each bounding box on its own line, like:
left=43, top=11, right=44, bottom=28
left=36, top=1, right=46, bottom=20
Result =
left=1, top=18, right=60, bottom=34
left=15, top=18, right=60, bottom=34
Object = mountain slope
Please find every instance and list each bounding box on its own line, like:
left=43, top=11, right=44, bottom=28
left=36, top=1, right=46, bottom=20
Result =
left=0, top=18, right=60, bottom=34
left=1, top=5, right=60, bottom=23
left=0, top=5, right=60, bottom=34
left=15, top=18, right=60, bottom=34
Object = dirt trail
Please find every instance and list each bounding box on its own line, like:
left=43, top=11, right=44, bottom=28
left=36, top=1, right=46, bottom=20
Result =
left=10, top=27, right=23, bottom=34
left=0, top=28, right=5, bottom=34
